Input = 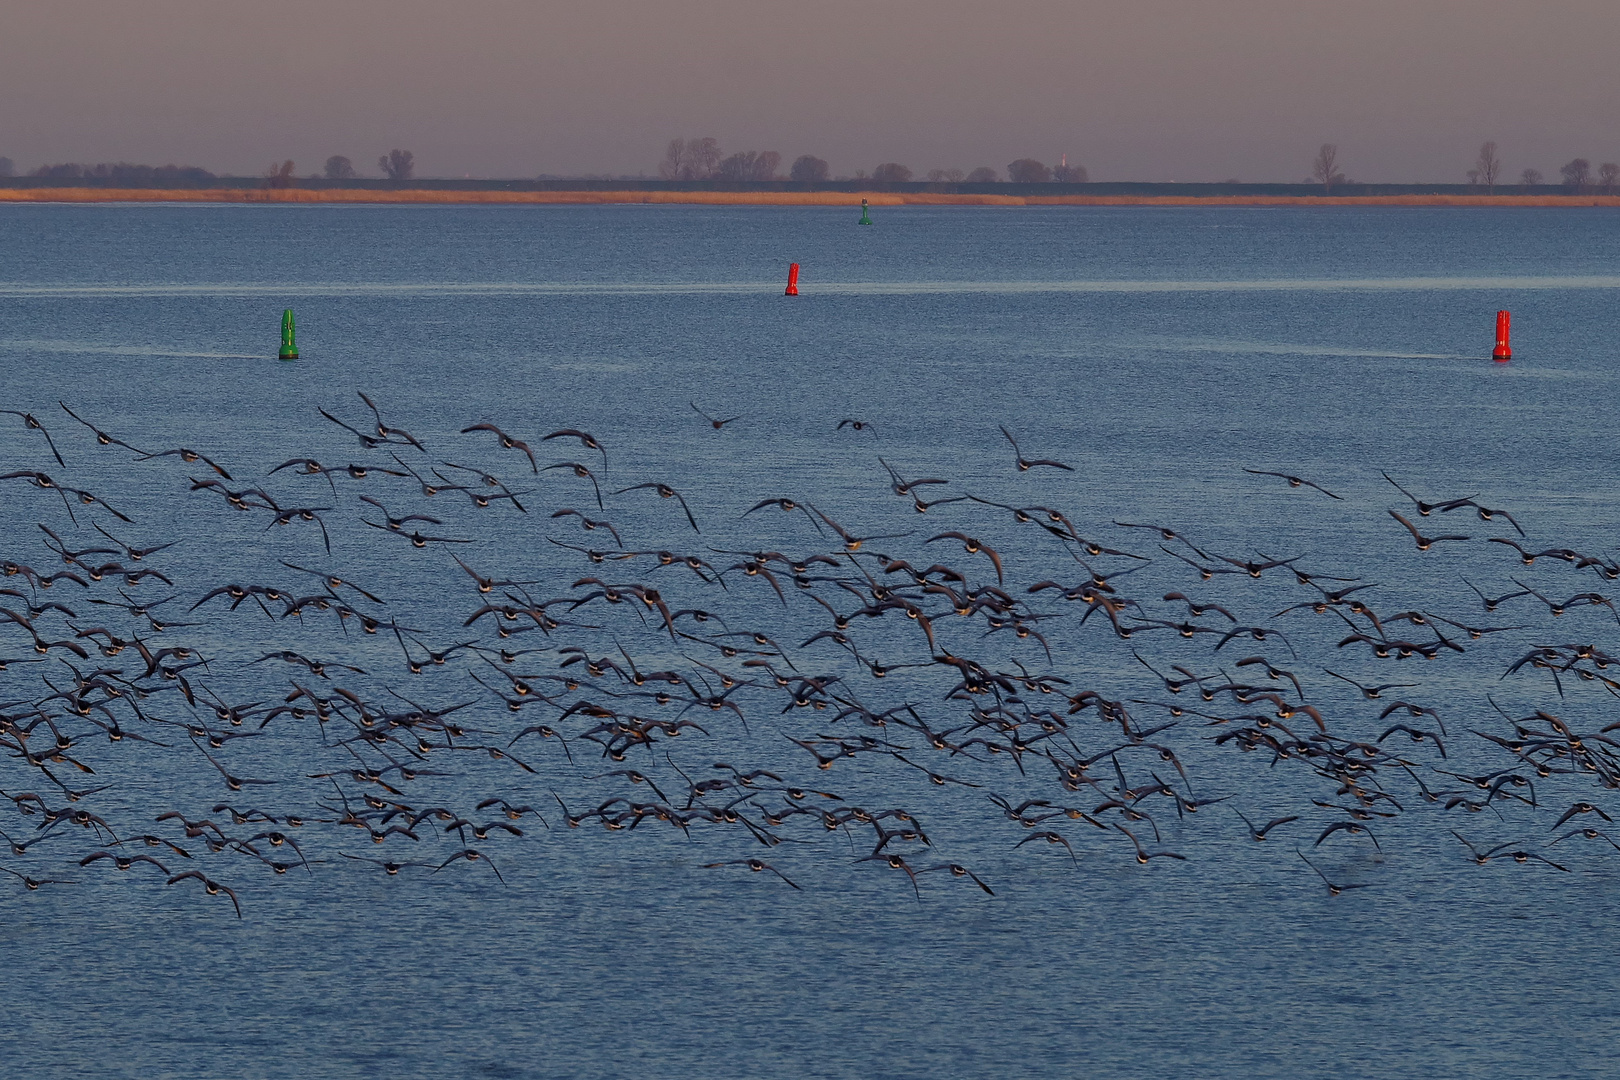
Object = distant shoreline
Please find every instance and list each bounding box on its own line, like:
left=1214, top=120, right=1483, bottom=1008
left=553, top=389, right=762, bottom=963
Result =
left=3, top=187, right=1619, bottom=208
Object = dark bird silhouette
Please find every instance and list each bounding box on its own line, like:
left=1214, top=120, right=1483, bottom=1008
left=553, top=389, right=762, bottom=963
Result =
left=1488, top=538, right=1579, bottom=566
left=702, top=858, right=801, bottom=889
left=0, top=865, right=74, bottom=891
left=807, top=505, right=910, bottom=552
left=1014, top=830, right=1079, bottom=865
left=435, top=848, right=506, bottom=884
left=1, top=409, right=65, bottom=466
left=1243, top=468, right=1341, bottom=499
left=1450, top=833, right=1566, bottom=870
left=359, top=495, right=443, bottom=532
left=552, top=509, right=624, bottom=546
left=1296, top=849, right=1371, bottom=895
left=340, top=853, right=437, bottom=876
left=1463, top=579, right=1531, bottom=611
left=1383, top=472, right=1469, bottom=517
left=320, top=407, right=387, bottom=449
left=92, top=523, right=177, bottom=563
left=80, top=851, right=170, bottom=875
left=1234, top=809, right=1299, bottom=841
left=1116, top=824, right=1186, bottom=864
left=1315, top=820, right=1380, bottom=851
left=165, top=870, right=242, bottom=917
left=358, top=392, right=426, bottom=450
left=743, top=497, right=824, bottom=535
left=879, top=458, right=950, bottom=497
left=856, top=852, right=924, bottom=900
left=919, top=863, right=995, bottom=895
left=461, top=422, right=538, bottom=472
left=1000, top=425, right=1074, bottom=471
left=541, top=428, right=606, bottom=470
left=1233, top=656, right=1303, bottom=697
left=542, top=461, right=605, bottom=510
left=1389, top=511, right=1468, bottom=551
left=925, top=532, right=1004, bottom=584
left=139, top=446, right=232, bottom=479
left=59, top=403, right=148, bottom=455
left=1551, top=802, right=1612, bottom=830
left=1377, top=724, right=1446, bottom=757
left=615, top=482, right=700, bottom=532
left=691, top=403, right=741, bottom=430
left=1439, top=497, right=1525, bottom=537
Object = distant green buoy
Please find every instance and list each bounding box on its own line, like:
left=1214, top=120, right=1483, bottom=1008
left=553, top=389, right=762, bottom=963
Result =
left=858, top=199, right=872, bottom=226
left=279, top=309, right=299, bottom=360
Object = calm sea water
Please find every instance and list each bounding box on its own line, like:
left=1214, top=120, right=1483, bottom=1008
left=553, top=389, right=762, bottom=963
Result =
left=1, top=203, right=1618, bottom=1079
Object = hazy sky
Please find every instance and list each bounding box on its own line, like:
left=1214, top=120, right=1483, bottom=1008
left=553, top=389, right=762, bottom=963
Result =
left=3, top=0, right=1617, bottom=182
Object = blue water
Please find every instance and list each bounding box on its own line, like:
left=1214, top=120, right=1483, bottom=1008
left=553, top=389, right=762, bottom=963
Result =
left=2, top=203, right=1618, bottom=1079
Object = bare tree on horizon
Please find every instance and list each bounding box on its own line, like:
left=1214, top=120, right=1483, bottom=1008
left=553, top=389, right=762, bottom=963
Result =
left=324, top=155, right=357, bottom=180
left=1601, top=162, right=1620, bottom=194
left=658, top=139, right=682, bottom=179
left=1520, top=167, right=1543, bottom=190
left=1311, top=144, right=1346, bottom=193
left=965, top=166, right=999, bottom=183
left=659, top=138, right=722, bottom=180
left=1471, top=142, right=1501, bottom=192
left=871, top=162, right=912, bottom=183
left=1560, top=158, right=1591, bottom=192
left=379, top=149, right=414, bottom=182
left=266, top=159, right=295, bottom=190
left=688, top=138, right=721, bottom=178
left=715, top=150, right=781, bottom=181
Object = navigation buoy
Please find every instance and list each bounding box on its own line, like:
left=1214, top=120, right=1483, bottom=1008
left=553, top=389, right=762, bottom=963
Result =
left=785, top=263, right=800, bottom=296
left=279, top=309, right=299, bottom=360
left=1492, top=310, right=1511, bottom=362
left=858, top=199, right=872, bottom=226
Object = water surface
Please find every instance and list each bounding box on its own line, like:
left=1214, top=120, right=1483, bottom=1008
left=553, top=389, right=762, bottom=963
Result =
left=0, top=204, right=1616, bottom=1079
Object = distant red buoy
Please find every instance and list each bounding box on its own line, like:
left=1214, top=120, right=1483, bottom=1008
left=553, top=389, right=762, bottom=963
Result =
left=1493, top=310, right=1511, bottom=361
left=785, top=263, right=800, bottom=296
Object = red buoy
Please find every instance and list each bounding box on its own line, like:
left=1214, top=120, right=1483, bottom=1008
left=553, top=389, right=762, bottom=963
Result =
left=1493, top=310, right=1511, bottom=361
left=785, top=263, right=800, bottom=296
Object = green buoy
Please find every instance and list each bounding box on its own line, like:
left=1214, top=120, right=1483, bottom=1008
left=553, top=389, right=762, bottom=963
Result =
left=858, top=199, right=872, bottom=226
left=279, top=309, right=299, bottom=360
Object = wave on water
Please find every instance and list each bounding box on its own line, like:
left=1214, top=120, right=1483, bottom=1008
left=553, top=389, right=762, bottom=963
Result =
left=0, top=338, right=262, bottom=359
left=1121, top=338, right=1478, bottom=361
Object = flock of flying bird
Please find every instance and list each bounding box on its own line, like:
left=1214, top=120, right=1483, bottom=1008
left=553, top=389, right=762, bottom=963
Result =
left=2, top=394, right=1619, bottom=917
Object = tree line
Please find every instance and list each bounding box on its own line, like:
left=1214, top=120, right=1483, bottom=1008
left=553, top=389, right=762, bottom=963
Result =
left=0, top=153, right=415, bottom=186
left=20, top=162, right=215, bottom=182
left=1456, top=143, right=1620, bottom=193
left=302, top=150, right=415, bottom=183
left=658, top=138, right=1087, bottom=183
left=270, top=151, right=416, bottom=183
left=1464, top=141, right=1618, bottom=193
left=9, top=145, right=1620, bottom=191
left=1305, top=142, right=1620, bottom=194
